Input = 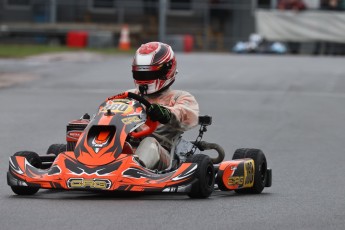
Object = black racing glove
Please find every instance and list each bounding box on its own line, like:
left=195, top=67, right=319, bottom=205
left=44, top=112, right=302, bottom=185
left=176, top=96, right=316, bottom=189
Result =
left=147, top=104, right=172, bottom=124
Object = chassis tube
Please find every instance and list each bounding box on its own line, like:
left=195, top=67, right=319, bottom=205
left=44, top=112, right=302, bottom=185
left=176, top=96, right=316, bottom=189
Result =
left=193, top=141, right=225, bottom=164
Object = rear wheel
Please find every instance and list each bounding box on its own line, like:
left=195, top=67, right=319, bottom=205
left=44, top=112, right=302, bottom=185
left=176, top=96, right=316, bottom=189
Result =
left=232, top=148, right=267, bottom=194
left=186, top=154, right=215, bottom=199
left=46, top=144, right=66, bottom=156
left=11, top=151, right=41, bottom=195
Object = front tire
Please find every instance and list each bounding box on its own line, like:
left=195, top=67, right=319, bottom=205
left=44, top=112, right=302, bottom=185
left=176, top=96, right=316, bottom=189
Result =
left=46, top=144, right=66, bottom=156
left=11, top=151, right=41, bottom=195
left=186, top=154, right=215, bottom=199
left=232, top=148, right=267, bottom=194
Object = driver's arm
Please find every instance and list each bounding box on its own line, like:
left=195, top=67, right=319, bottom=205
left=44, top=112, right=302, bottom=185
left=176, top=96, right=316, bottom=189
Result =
left=165, top=91, right=199, bottom=131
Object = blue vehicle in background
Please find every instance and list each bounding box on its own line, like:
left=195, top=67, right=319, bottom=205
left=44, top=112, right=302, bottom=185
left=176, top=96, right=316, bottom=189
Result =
left=233, top=34, right=287, bottom=54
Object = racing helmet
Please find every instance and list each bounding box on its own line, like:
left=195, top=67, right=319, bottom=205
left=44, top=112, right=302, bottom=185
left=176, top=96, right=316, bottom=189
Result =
left=132, top=42, right=177, bottom=95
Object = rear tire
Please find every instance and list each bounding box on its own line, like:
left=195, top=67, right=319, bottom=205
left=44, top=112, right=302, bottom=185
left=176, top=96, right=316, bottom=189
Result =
left=11, top=151, right=41, bottom=195
left=46, top=144, right=66, bottom=156
left=186, top=154, right=215, bottom=199
left=232, top=148, right=267, bottom=194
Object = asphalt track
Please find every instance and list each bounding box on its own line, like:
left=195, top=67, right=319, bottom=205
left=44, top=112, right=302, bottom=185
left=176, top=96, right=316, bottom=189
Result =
left=0, top=53, right=345, bottom=230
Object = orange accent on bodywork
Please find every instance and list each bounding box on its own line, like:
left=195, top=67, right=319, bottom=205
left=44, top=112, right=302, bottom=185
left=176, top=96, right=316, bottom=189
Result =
left=130, top=118, right=158, bottom=138
left=78, top=135, right=118, bottom=166
left=95, top=131, right=110, bottom=144
left=219, top=160, right=244, bottom=190
left=107, top=92, right=129, bottom=101
left=10, top=154, right=197, bottom=192
left=98, top=114, right=113, bottom=126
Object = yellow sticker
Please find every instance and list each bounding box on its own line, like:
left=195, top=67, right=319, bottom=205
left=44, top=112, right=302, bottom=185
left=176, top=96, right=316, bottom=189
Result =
left=243, top=159, right=255, bottom=188
left=122, top=116, right=141, bottom=125
left=228, top=176, right=244, bottom=186
left=102, top=102, right=131, bottom=113
left=67, top=178, right=111, bottom=189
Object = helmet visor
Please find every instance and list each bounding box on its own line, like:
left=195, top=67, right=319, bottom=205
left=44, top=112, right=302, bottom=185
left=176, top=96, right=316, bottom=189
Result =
left=133, top=68, right=169, bottom=81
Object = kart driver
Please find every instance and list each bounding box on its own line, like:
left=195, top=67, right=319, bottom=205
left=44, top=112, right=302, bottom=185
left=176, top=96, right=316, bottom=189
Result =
left=130, top=41, right=199, bottom=170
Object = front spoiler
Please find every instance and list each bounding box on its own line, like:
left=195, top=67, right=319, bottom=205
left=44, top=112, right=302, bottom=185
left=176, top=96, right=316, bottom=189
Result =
left=7, top=154, right=198, bottom=193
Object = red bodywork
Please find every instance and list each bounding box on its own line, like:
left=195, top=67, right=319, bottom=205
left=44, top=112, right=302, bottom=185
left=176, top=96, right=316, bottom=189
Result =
left=8, top=92, right=258, bottom=194
left=217, top=159, right=255, bottom=190
left=9, top=152, right=197, bottom=192
left=8, top=96, right=198, bottom=193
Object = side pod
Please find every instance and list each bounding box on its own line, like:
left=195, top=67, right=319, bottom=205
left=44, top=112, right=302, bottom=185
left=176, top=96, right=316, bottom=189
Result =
left=216, top=159, right=255, bottom=191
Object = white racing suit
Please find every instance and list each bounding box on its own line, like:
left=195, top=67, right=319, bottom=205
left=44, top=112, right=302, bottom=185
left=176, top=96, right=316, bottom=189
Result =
left=134, top=88, right=199, bottom=170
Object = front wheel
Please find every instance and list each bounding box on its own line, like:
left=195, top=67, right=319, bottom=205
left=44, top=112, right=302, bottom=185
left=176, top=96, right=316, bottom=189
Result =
left=232, top=148, right=267, bottom=194
left=11, top=151, right=41, bottom=195
left=186, top=154, right=215, bottom=199
left=46, top=144, right=66, bottom=156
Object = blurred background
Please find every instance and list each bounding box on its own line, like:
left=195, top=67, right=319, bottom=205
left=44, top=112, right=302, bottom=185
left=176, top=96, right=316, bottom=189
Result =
left=1, top=2, right=345, bottom=229
left=0, top=0, right=344, bottom=55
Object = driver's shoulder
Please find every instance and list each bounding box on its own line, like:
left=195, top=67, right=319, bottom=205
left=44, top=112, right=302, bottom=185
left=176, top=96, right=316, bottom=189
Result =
left=169, top=89, right=194, bottom=98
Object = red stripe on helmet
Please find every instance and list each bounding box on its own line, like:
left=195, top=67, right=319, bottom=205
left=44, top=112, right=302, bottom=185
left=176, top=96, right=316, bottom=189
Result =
left=138, top=42, right=159, bottom=55
left=152, top=44, right=171, bottom=65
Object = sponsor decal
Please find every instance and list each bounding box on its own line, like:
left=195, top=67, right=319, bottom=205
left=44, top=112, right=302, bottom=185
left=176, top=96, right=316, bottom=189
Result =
left=67, top=178, right=111, bottom=190
left=163, top=187, right=177, bottom=192
left=109, top=99, right=130, bottom=103
left=227, top=160, right=254, bottom=187
left=122, top=116, right=141, bottom=125
left=244, top=160, right=254, bottom=187
left=101, top=102, right=131, bottom=113
left=68, top=132, right=81, bottom=138
left=67, top=131, right=82, bottom=141
left=228, top=176, right=244, bottom=186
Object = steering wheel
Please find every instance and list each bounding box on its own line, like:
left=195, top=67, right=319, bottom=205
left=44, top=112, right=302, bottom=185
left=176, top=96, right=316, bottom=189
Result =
left=107, top=92, right=158, bottom=138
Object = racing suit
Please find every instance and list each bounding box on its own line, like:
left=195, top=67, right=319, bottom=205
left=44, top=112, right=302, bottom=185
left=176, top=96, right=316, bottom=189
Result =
left=134, top=88, right=199, bottom=170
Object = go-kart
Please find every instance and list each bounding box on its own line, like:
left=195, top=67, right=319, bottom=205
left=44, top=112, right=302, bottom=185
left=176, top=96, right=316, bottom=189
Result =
left=7, top=92, right=272, bottom=198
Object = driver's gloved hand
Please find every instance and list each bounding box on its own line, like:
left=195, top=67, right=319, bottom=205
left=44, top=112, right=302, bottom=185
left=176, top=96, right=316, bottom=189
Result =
left=147, top=104, right=171, bottom=124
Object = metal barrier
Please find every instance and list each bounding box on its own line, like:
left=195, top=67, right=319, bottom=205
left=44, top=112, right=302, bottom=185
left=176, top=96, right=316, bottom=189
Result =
left=0, top=0, right=256, bottom=51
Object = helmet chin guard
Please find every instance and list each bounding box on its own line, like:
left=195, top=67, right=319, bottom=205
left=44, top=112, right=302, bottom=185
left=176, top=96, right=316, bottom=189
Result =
left=138, top=85, right=149, bottom=95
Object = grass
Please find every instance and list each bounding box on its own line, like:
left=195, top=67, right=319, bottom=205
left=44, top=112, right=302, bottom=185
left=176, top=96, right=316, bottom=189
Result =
left=0, top=44, right=135, bottom=58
